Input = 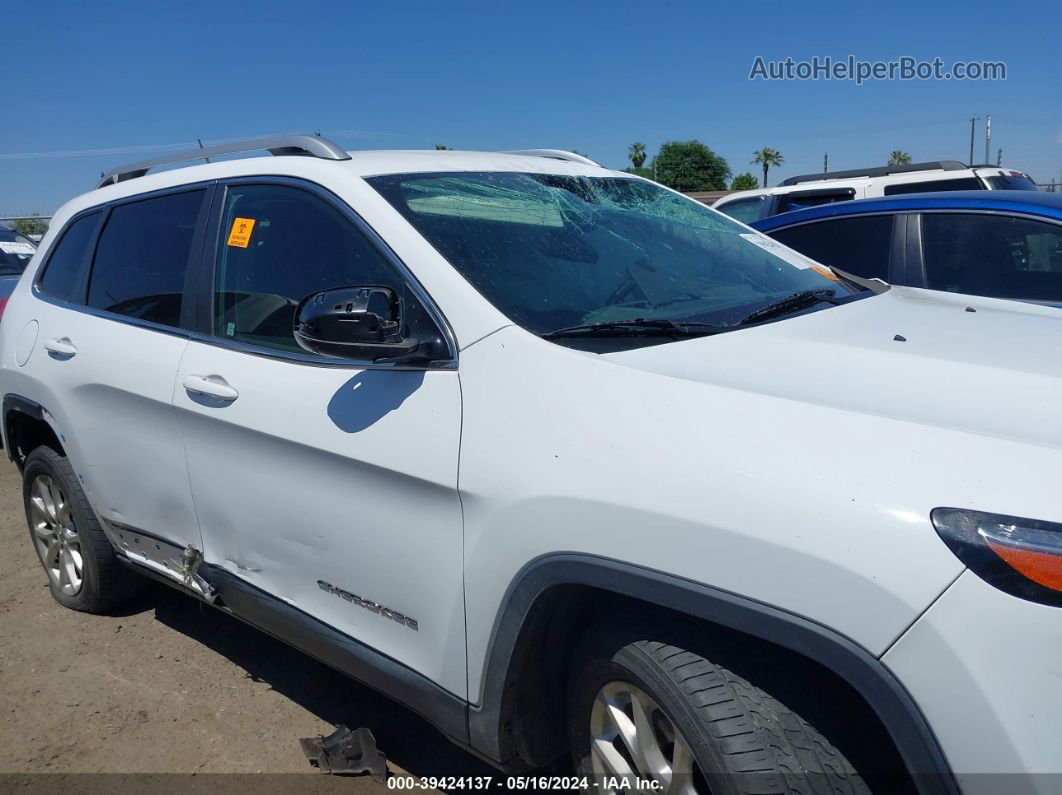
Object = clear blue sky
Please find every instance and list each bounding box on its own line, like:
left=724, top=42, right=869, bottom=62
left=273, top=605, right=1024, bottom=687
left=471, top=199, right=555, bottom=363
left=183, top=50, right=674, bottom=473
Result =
left=3, top=0, right=1060, bottom=214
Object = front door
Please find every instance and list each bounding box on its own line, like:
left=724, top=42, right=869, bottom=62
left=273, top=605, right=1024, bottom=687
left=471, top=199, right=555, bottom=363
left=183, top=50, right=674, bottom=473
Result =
left=172, top=180, right=466, bottom=696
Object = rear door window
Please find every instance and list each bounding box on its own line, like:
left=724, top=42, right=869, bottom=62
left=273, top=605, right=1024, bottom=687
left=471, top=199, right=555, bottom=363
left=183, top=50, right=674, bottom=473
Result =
left=776, top=189, right=856, bottom=214
left=37, top=212, right=101, bottom=302
left=767, top=215, right=895, bottom=280
left=883, top=177, right=983, bottom=195
left=921, top=213, right=1062, bottom=301
left=86, top=190, right=205, bottom=328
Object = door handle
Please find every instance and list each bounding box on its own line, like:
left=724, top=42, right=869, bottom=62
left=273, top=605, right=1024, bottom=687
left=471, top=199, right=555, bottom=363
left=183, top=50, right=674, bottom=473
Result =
left=43, top=337, right=77, bottom=357
left=183, top=374, right=239, bottom=402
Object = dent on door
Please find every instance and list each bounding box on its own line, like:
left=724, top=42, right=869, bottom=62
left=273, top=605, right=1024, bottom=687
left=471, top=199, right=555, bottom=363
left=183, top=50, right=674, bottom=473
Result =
left=172, top=344, right=467, bottom=697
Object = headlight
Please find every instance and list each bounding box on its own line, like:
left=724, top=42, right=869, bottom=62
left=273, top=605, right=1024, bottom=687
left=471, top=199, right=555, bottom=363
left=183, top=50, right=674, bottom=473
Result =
left=932, top=508, right=1062, bottom=606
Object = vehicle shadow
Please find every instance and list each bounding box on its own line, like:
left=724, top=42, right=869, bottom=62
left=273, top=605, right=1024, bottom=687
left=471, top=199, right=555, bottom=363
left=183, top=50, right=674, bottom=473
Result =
left=327, top=371, right=425, bottom=433
left=125, top=581, right=513, bottom=782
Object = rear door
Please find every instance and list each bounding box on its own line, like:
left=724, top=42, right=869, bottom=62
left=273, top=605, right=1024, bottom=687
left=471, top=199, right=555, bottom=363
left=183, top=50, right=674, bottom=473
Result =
left=172, top=178, right=466, bottom=695
left=24, top=186, right=212, bottom=577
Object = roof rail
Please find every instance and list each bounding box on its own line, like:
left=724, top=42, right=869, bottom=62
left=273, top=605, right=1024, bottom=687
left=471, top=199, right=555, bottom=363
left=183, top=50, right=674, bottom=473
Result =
left=96, top=134, right=351, bottom=188
left=779, top=160, right=967, bottom=187
left=504, top=149, right=600, bottom=167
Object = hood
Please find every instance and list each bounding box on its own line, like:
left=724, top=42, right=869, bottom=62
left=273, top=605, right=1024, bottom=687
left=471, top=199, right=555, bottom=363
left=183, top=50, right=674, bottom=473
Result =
left=605, top=286, right=1062, bottom=449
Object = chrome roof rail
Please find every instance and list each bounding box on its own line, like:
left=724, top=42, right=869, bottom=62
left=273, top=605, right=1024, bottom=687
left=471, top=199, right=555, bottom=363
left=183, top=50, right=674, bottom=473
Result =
left=96, top=134, right=351, bottom=188
left=504, top=149, right=600, bottom=167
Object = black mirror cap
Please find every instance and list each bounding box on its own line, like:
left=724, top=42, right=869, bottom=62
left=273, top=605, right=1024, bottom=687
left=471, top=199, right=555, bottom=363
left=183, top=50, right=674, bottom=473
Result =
left=294, top=285, right=421, bottom=360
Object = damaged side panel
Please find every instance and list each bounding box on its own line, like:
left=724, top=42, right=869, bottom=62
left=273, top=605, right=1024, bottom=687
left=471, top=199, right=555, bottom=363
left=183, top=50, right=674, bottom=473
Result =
left=106, top=521, right=216, bottom=602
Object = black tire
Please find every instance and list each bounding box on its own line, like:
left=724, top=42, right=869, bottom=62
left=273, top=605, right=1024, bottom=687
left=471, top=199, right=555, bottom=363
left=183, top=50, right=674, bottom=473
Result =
left=22, top=446, right=144, bottom=613
left=568, top=619, right=870, bottom=795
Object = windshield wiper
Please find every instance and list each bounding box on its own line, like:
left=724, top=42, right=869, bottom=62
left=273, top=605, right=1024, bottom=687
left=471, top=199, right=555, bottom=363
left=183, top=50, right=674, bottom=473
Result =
left=736, top=289, right=846, bottom=326
left=542, top=318, right=729, bottom=340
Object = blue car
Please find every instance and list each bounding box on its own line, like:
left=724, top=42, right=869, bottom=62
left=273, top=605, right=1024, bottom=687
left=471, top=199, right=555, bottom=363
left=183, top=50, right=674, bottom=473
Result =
left=751, top=190, right=1062, bottom=306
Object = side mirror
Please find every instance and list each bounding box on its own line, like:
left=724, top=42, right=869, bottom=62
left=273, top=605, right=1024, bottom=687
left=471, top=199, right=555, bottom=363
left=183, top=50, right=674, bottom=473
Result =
left=294, top=286, right=420, bottom=360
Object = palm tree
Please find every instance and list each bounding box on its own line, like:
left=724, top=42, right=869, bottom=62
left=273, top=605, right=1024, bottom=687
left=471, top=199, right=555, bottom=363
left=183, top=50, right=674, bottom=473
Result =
left=751, top=147, right=784, bottom=188
left=629, top=142, right=647, bottom=170
left=888, top=150, right=912, bottom=166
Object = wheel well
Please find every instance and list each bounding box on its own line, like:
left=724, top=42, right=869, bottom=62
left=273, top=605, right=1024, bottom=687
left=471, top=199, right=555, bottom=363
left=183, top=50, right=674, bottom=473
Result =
left=499, top=585, right=916, bottom=793
left=5, top=408, right=64, bottom=470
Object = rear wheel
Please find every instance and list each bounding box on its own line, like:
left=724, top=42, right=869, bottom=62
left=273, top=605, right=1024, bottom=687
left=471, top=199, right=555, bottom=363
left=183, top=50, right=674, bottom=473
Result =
left=568, top=620, right=869, bottom=795
left=23, top=446, right=143, bottom=612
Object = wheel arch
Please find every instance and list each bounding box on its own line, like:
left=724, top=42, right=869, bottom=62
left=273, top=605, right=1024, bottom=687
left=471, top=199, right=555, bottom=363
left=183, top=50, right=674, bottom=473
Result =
left=3, top=394, right=65, bottom=469
left=468, top=554, right=958, bottom=794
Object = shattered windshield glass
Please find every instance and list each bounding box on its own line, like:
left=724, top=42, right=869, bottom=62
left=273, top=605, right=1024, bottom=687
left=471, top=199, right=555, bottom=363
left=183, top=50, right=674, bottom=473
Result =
left=369, top=172, right=857, bottom=338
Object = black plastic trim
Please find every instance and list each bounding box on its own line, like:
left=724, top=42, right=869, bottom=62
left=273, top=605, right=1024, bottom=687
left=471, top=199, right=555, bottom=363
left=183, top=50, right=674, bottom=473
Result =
left=196, top=563, right=469, bottom=745
left=890, top=211, right=910, bottom=286
left=1, top=394, right=46, bottom=457
left=906, top=213, right=926, bottom=288
left=468, top=554, right=958, bottom=794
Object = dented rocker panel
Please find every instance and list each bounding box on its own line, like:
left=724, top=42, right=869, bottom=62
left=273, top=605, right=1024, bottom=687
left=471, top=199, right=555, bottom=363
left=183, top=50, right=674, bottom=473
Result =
left=106, top=521, right=216, bottom=601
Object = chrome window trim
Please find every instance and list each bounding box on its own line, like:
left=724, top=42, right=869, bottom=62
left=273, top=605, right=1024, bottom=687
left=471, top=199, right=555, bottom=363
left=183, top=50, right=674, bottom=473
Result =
left=31, top=286, right=195, bottom=341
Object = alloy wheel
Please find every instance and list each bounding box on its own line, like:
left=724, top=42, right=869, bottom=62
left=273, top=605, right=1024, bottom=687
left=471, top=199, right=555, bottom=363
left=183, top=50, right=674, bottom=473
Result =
left=589, top=680, right=704, bottom=794
left=29, top=474, right=83, bottom=595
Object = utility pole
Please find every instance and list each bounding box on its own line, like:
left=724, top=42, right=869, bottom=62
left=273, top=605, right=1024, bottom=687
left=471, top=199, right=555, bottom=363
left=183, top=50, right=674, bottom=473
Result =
left=968, top=117, right=979, bottom=165
left=996, top=147, right=1002, bottom=166
left=823, top=153, right=828, bottom=176
left=984, top=114, right=991, bottom=164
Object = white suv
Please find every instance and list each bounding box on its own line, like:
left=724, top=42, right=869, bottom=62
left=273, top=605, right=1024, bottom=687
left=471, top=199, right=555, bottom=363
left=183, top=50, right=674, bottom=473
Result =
left=3, top=135, right=1060, bottom=794
left=714, top=160, right=1039, bottom=224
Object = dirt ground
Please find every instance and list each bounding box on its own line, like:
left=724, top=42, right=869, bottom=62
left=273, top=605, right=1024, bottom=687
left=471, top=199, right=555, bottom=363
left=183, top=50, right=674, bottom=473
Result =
left=0, top=458, right=501, bottom=793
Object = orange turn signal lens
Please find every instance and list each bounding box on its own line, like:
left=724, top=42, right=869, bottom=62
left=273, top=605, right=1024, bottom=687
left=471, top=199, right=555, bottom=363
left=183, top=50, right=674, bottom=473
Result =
left=983, top=537, right=1062, bottom=592
left=932, top=508, right=1062, bottom=606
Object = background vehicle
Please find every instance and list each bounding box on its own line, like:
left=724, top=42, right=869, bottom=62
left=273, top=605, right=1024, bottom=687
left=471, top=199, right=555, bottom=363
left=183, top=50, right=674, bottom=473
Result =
left=713, top=161, right=1038, bottom=223
left=3, top=136, right=1062, bottom=794
left=751, top=191, right=1062, bottom=306
left=0, top=226, right=37, bottom=304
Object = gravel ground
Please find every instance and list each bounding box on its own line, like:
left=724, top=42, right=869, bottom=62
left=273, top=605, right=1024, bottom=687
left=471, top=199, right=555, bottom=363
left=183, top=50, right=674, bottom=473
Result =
left=0, top=459, right=498, bottom=792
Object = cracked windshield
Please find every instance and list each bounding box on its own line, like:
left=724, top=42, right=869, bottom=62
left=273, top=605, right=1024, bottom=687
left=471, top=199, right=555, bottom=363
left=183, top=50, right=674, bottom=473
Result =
left=370, top=171, right=861, bottom=341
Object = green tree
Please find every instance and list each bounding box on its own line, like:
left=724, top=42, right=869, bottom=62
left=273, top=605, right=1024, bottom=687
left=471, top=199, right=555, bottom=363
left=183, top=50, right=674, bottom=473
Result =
left=751, top=147, right=784, bottom=188
left=730, top=172, right=759, bottom=191
left=623, top=167, right=654, bottom=180
left=11, top=214, right=48, bottom=237
left=628, top=142, right=647, bottom=169
left=434, top=144, right=450, bottom=150
left=888, top=150, right=912, bottom=166
left=651, top=140, right=731, bottom=191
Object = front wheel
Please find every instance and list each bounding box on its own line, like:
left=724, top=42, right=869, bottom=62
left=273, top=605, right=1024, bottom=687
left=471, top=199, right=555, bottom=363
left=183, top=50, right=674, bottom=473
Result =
left=568, top=620, right=869, bottom=795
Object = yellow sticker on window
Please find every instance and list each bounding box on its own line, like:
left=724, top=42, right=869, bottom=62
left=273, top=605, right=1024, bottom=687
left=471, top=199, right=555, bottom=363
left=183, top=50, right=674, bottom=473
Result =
left=227, top=217, right=256, bottom=248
